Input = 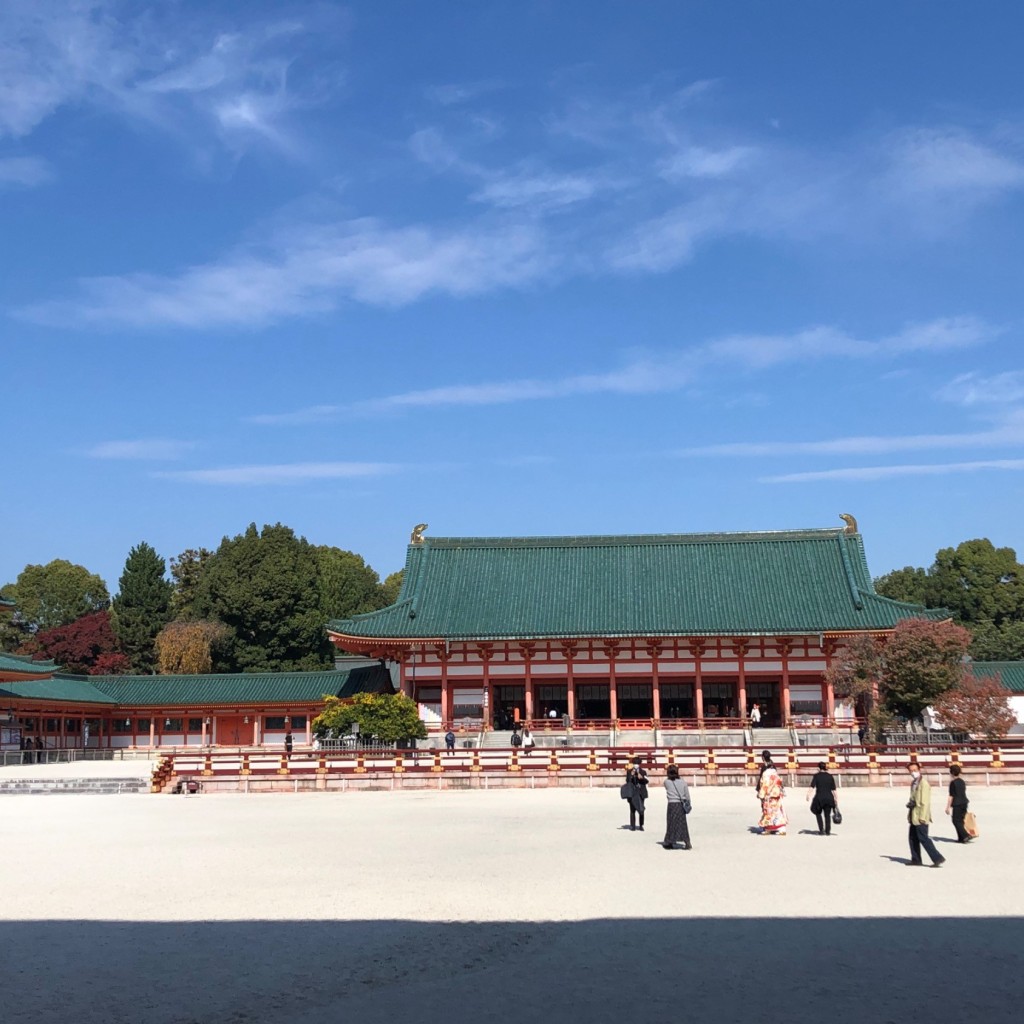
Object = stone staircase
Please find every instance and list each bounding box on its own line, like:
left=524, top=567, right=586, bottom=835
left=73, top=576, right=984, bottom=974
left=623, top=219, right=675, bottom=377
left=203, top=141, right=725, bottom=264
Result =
left=748, top=728, right=793, bottom=748
left=0, top=776, right=151, bottom=795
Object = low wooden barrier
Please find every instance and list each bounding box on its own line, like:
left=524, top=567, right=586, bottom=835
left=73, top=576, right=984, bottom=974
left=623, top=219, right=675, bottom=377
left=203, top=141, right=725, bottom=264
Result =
left=149, top=742, right=1024, bottom=793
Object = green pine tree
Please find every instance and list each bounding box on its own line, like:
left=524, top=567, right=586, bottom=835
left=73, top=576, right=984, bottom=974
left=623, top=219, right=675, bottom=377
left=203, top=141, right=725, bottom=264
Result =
left=111, top=543, right=174, bottom=674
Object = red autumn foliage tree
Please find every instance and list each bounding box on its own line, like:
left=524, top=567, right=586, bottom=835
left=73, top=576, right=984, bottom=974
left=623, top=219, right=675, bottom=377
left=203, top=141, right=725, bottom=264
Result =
left=825, top=632, right=884, bottom=713
left=880, top=618, right=972, bottom=720
left=931, top=674, right=1017, bottom=740
left=19, top=610, right=129, bottom=675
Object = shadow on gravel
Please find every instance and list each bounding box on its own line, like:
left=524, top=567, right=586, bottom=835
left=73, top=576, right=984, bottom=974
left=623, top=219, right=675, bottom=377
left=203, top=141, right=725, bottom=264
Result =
left=2, top=917, right=1021, bottom=1024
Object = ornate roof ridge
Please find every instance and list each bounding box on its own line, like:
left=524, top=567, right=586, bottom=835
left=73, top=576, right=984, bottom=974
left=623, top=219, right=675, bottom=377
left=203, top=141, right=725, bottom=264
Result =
left=421, top=528, right=846, bottom=549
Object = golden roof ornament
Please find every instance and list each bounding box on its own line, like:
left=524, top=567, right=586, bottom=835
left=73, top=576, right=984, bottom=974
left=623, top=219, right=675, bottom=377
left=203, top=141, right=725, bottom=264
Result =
left=410, top=523, right=428, bottom=545
left=839, top=513, right=858, bottom=535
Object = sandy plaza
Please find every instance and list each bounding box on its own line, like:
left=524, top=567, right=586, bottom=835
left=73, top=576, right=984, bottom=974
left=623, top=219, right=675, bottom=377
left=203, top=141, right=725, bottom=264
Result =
left=2, top=784, right=1023, bottom=1024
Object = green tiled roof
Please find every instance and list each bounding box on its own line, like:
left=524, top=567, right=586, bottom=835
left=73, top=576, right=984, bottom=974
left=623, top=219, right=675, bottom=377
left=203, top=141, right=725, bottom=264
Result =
left=328, top=527, right=945, bottom=641
left=968, top=662, right=1024, bottom=694
left=77, top=663, right=393, bottom=707
left=0, top=652, right=61, bottom=676
left=0, top=596, right=15, bottom=608
left=0, top=677, right=118, bottom=704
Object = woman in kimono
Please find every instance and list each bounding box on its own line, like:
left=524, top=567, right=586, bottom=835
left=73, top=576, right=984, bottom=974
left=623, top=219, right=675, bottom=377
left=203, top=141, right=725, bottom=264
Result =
left=662, top=764, right=692, bottom=849
left=757, top=750, right=788, bottom=835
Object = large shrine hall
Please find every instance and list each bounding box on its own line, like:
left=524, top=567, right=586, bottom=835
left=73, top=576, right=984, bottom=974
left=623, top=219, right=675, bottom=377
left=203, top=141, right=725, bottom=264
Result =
left=327, top=518, right=945, bottom=733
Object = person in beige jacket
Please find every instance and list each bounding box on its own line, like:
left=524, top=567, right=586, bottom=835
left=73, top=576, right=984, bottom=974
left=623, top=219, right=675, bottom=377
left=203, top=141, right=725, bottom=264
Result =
left=906, top=763, right=945, bottom=868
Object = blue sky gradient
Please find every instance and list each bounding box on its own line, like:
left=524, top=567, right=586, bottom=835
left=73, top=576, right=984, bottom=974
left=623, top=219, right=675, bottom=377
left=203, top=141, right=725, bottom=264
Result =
left=3, top=1, right=1023, bottom=592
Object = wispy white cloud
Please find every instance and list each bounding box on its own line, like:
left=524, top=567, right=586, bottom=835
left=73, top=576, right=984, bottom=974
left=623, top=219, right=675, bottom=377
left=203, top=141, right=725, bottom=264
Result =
left=658, top=144, right=756, bottom=181
left=762, top=459, right=1024, bottom=484
left=155, top=461, right=399, bottom=486
left=0, top=1, right=345, bottom=158
left=698, top=316, right=994, bottom=369
left=84, top=439, right=197, bottom=460
left=18, top=216, right=551, bottom=328
left=471, top=167, right=618, bottom=210
left=247, top=405, right=341, bottom=426
left=886, top=128, right=1024, bottom=197
left=679, top=416, right=1024, bottom=458
left=247, top=316, right=993, bottom=424
left=0, top=155, right=52, bottom=187
left=424, top=81, right=503, bottom=107
left=411, top=126, right=622, bottom=212
left=937, top=371, right=1024, bottom=407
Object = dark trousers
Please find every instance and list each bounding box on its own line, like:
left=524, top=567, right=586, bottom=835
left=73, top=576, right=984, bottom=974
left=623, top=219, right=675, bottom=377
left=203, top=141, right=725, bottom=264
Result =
left=952, top=806, right=970, bottom=842
left=815, top=803, right=834, bottom=835
left=629, top=801, right=645, bottom=829
left=908, top=823, right=944, bottom=865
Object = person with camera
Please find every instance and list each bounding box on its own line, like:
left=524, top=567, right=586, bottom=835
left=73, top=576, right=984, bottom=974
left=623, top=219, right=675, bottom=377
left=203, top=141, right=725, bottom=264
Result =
left=624, top=757, right=649, bottom=831
left=906, top=762, right=945, bottom=867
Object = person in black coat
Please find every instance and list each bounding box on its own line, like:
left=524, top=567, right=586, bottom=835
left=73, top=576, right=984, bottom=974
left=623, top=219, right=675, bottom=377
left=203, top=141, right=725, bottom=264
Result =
left=806, top=762, right=839, bottom=836
left=945, top=764, right=971, bottom=842
left=624, top=757, right=649, bottom=831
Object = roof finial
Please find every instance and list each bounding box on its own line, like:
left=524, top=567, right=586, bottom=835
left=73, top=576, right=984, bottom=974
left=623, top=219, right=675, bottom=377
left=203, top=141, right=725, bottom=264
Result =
left=839, top=513, right=858, bottom=535
left=410, top=523, right=428, bottom=545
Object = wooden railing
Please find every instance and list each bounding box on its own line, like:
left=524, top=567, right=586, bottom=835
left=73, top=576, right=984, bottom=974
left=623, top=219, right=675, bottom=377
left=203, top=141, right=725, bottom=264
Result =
left=151, top=741, right=1024, bottom=791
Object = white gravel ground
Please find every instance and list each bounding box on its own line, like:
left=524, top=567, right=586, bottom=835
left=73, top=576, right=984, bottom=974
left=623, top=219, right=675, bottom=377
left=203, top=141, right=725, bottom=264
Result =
left=2, top=785, right=1023, bottom=1024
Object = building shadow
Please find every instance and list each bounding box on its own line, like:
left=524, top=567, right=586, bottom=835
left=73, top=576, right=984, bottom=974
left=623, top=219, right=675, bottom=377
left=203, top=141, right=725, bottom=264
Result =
left=3, top=917, right=1020, bottom=1024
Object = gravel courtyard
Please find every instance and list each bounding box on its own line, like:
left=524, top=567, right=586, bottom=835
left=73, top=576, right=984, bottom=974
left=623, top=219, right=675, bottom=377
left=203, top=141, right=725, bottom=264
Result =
left=3, top=785, right=1023, bottom=1024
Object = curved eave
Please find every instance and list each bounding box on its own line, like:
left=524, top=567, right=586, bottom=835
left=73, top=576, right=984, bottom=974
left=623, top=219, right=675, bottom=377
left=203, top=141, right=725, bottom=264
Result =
left=117, top=699, right=331, bottom=710
left=328, top=630, right=443, bottom=648
left=332, top=627, right=869, bottom=643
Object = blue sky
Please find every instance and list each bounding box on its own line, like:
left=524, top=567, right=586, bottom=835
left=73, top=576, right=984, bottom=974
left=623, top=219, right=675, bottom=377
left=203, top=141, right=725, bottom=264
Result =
left=3, top=0, right=1024, bottom=594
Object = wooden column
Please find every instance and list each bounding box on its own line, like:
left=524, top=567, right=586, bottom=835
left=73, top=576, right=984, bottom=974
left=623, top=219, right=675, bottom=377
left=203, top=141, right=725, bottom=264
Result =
left=148, top=719, right=155, bottom=749
left=735, top=639, right=749, bottom=723
left=779, top=639, right=794, bottom=726
left=519, top=642, right=536, bottom=725
left=604, top=641, right=620, bottom=722
left=822, top=637, right=839, bottom=723
left=476, top=644, right=495, bottom=725
left=647, top=642, right=662, bottom=723
left=432, top=644, right=453, bottom=729
left=691, top=641, right=706, bottom=723
left=564, top=642, right=577, bottom=720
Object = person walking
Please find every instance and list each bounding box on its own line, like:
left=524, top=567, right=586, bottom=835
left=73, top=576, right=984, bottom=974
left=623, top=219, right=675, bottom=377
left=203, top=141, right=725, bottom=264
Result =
left=284, top=731, right=294, bottom=757
left=757, top=750, right=788, bottom=835
left=806, top=761, right=838, bottom=835
left=624, top=757, right=649, bottom=831
left=522, top=727, right=536, bottom=755
left=906, top=762, right=945, bottom=867
left=945, top=764, right=971, bottom=843
left=444, top=730, right=456, bottom=755
left=662, top=764, right=692, bottom=850
left=749, top=703, right=762, bottom=729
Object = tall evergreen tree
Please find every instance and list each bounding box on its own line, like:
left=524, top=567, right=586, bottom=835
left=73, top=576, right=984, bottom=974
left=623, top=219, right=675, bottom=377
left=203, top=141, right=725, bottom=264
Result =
left=111, top=542, right=174, bottom=673
left=314, top=545, right=387, bottom=621
left=169, top=547, right=214, bottom=619
left=194, top=523, right=332, bottom=672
